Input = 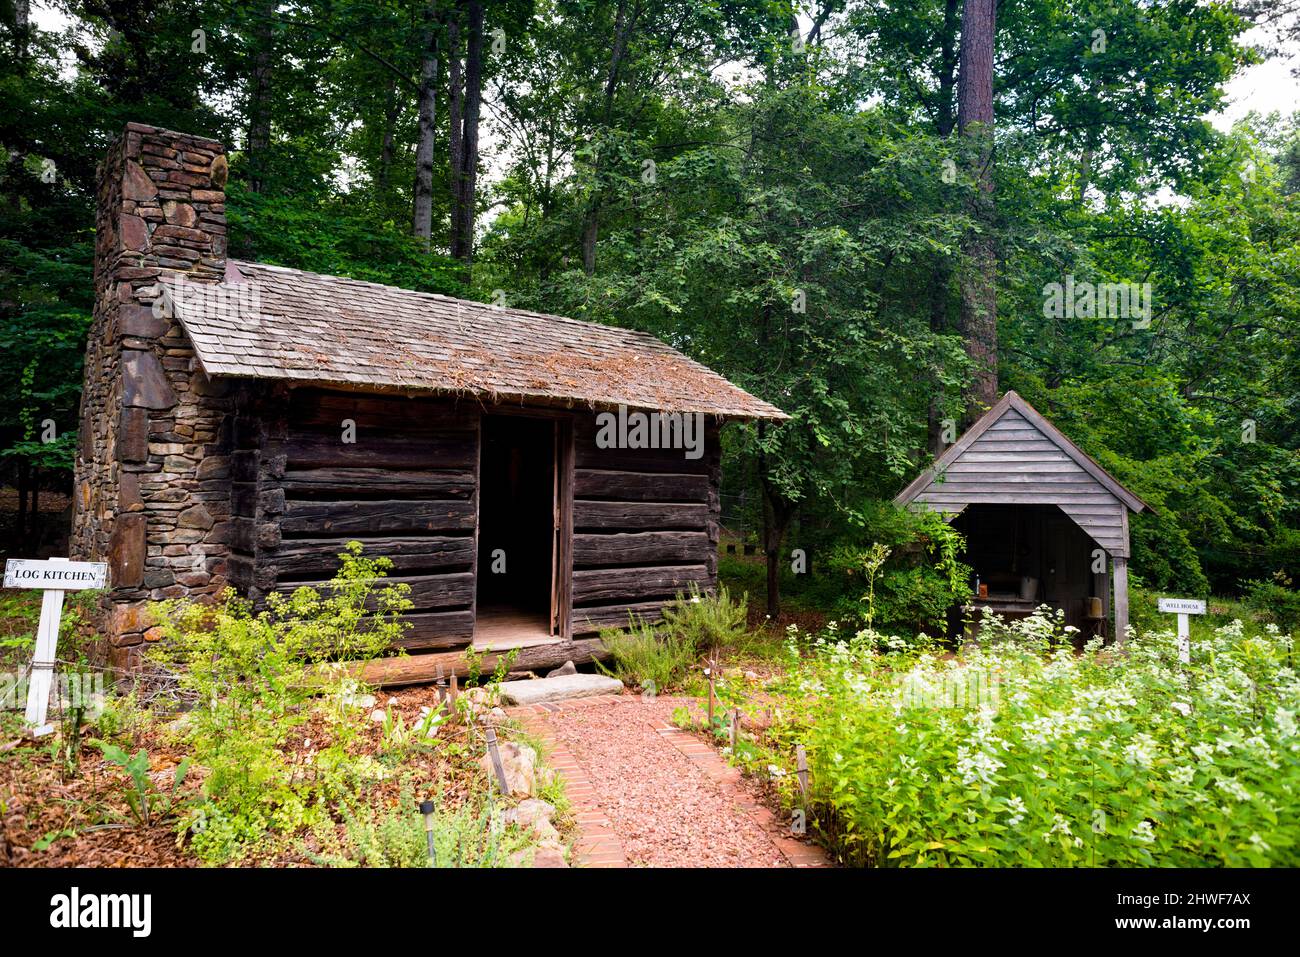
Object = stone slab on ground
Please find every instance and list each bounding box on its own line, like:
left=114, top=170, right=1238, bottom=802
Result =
left=499, top=673, right=624, bottom=706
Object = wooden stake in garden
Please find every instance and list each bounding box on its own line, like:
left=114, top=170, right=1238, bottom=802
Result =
left=706, top=655, right=717, bottom=726
left=1159, top=597, right=1206, bottom=664
left=484, top=726, right=509, bottom=794
left=795, top=745, right=809, bottom=802
left=729, top=708, right=740, bottom=750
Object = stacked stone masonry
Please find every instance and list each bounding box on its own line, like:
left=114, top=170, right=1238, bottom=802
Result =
left=71, top=123, right=235, bottom=668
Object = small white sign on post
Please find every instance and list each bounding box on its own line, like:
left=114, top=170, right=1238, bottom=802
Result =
left=1158, top=597, right=1206, bottom=664
left=3, top=558, right=108, bottom=737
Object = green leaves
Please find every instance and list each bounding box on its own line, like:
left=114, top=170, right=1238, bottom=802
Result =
left=765, top=610, right=1300, bottom=866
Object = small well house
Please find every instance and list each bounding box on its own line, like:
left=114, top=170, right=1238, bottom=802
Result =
left=73, top=124, right=786, bottom=681
left=894, top=391, right=1149, bottom=640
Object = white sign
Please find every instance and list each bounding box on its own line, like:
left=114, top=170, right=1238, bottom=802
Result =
left=1158, top=596, right=1205, bottom=665
left=2, top=558, right=108, bottom=737
left=1158, top=597, right=1206, bottom=615
left=4, top=558, right=107, bottom=590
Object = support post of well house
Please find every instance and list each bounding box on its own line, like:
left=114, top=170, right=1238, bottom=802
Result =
left=1112, top=556, right=1129, bottom=645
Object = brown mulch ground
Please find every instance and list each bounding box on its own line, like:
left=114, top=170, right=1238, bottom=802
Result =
left=0, top=684, right=488, bottom=868
left=541, top=695, right=789, bottom=868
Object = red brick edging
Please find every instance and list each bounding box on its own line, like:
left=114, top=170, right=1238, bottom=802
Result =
left=510, top=695, right=629, bottom=868
left=650, top=722, right=830, bottom=868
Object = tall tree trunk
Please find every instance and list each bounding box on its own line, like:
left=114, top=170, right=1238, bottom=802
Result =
left=16, top=460, right=28, bottom=547
left=247, top=2, right=275, bottom=194
left=412, top=3, right=439, bottom=247
left=926, top=0, right=963, bottom=455
left=379, top=78, right=399, bottom=194
left=956, top=0, right=998, bottom=422
left=7, top=0, right=31, bottom=214
left=451, top=0, right=484, bottom=270
left=582, top=0, right=633, bottom=276
left=447, top=8, right=464, bottom=258
left=760, top=471, right=793, bottom=620
left=29, top=468, right=39, bottom=543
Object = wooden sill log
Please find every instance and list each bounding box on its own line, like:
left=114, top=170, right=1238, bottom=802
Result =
left=357, top=637, right=609, bottom=687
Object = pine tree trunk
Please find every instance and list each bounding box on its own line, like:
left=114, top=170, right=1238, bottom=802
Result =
left=412, top=3, right=440, bottom=247
left=956, top=0, right=999, bottom=422
left=452, top=0, right=484, bottom=270
left=447, top=9, right=464, bottom=258
left=926, top=0, right=963, bottom=455
left=247, top=1, right=275, bottom=194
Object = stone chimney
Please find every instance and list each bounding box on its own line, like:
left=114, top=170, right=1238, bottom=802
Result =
left=72, top=123, right=235, bottom=668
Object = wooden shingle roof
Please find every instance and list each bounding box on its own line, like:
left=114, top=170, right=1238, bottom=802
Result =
left=894, top=391, right=1149, bottom=557
left=168, top=260, right=787, bottom=420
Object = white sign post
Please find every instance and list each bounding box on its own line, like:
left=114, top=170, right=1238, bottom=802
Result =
left=1158, top=597, right=1206, bottom=664
left=3, top=558, right=108, bottom=736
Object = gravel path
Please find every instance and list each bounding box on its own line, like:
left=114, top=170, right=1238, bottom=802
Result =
left=541, top=696, right=790, bottom=868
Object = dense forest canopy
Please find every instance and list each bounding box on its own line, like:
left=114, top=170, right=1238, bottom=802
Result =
left=1, top=0, right=1297, bottom=614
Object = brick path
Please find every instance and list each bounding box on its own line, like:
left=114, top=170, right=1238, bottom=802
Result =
left=509, top=694, right=830, bottom=868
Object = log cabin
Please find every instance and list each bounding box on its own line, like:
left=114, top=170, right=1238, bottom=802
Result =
left=894, top=391, right=1150, bottom=642
left=72, top=123, right=786, bottom=683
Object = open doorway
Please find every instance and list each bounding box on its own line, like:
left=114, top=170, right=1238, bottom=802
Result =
left=474, top=415, right=558, bottom=649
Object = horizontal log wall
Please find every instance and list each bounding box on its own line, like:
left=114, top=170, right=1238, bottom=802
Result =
left=571, top=414, right=720, bottom=633
left=263, top=388, right=480, bottom=651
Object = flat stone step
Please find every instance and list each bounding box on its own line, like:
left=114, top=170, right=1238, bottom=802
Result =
left=499, top=673, right=624, bottom=706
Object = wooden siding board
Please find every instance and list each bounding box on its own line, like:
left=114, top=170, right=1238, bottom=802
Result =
left=574, top=468, right=710, bottom=502
left=573, top=500, right=710, bottom=530
left=271, top=536, right=474, bottom=579
left=572, top=564, right=711, bottom=604
left=573, top=531, right=711, bottom=566
left=280, top=498, right=477, bottom=535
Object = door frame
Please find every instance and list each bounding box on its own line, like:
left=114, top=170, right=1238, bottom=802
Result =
left=474, top=406, right=574, bottom=641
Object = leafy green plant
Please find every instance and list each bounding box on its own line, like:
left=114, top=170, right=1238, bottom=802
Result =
left=757, top=610, right=1300, bottom=866
left=597, top=615, right=697, bottom=693
left=1244, top=572, right=1300, bottom=634
left=659, top=583, right=750, bottom=654
left=90, top=741, right=190, bottom=827
left=146, top=542, right=410, bottom=862
left=306, top=791, right=534, bottom=868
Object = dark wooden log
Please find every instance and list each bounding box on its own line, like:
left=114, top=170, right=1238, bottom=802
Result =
left=574, top=468, right=709, bottom=502
left=572, top=564, right=709, bottom=604
left=281, top=468, right=475, bottom=498
left=573, top=446, right=712, bottom=474
left=573, top=531, right=711, bottom=566
left=272, top=536, right=475, bottom=579
left=275, top=571, right=473, bottom=611
left=280, top=499, right=476, bottom=535
left=288, top=388, right=479, bottom=432
left=573, top=500, right=709, bottom=530
left=572, top=600, right=668, bottom=633
left=359, top=637, right=608, bottom=686
left=282, top=431, right=477, bottom=469
left=395, top=610, right=476, bottom=650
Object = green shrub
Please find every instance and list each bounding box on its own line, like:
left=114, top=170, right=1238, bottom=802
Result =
left=307, top=791, right=535, bottom=868
left=760, top=611, right=1300, bottom=866
left=659, top=583, right=749, bottom=654
left=597, top=616, right=697, bottom=693
left=1244, top=572, right=1300, bottom=633
left=824, top=507, right=973, bottom=637
left=147, top=542, right=410, bottom=863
